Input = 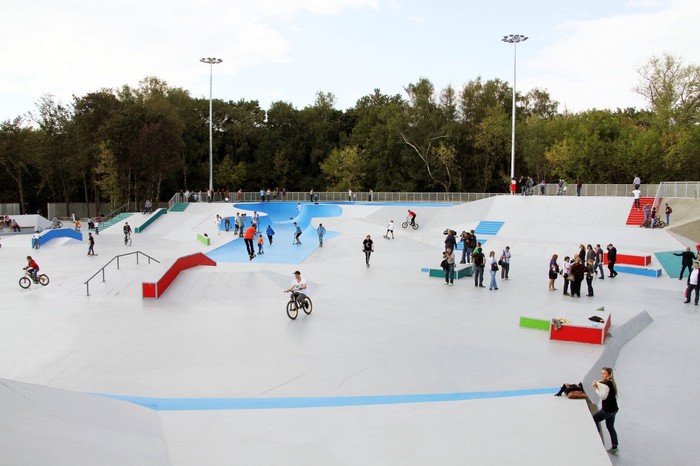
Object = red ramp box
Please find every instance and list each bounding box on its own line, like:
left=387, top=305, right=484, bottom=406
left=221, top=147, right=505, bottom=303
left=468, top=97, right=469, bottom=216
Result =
left=143, top=253, right=216, bottom=299
left=604, top=252, right=651, bottom=266
left=550, top=306, right=611, bottom=345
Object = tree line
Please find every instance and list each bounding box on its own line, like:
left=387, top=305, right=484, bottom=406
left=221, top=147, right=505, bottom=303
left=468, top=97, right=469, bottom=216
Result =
left=0, top=53, right=698, bottom=214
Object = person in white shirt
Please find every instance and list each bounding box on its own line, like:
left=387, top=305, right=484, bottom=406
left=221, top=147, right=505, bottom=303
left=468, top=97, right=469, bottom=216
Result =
left=685, top=261, right=700, bottom=305
left=385, top=220, right=395, bottom=239
left=285, top=271, right=309, bottom=307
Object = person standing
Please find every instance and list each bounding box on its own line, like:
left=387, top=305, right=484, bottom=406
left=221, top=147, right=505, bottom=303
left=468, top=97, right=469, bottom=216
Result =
left=569, top=256, right=586, bottom=298
left=472, top=247, right=485, bottom=288
left=317, top=223, right=326, bottom=247
left=467, top=230, right=476, bottom=263
left=510, top=177, right=517, bottom=195
left=585, top=258, right=596, bottom=297
left=539, top=179, right=546, bottom=195
left=266, top=224, right=275, bottom=245
left=673, top=247, right=696, bottom=280
left=224, top=216, right=231, bottom=232
left=385, top=220, right=394, bottom=239
left=215, top=214, right=221, bottom=236
left=293, top=222, right=302, bottom=245
left=488, top=251, right=499, bottom=290
left=685, top=262, right=699, bottom=305
left=595, top=244, right=605, bottom=280
left=561, top=256, right=572, bottom=296
left=368, top=189, right=373, bottom=202
left=243, top=225, right=256, bottom=260
left=443, top=248, right=455, bottom=286
left=633, top=174, right=641, bottom=190
left=643, top=203, right=651, bottom=224
left=592, top=367, right=620, bottom=454
left=233, top=213, right=240, bottom=236
left=500, top=246, right=511, bottom=280
left=32, top=232, right=40, bottom=249
left=87, top=232, right=96, bottom=256
left=576, top=178, right=582, bottom=196
left=607, top=244, right=618, bottom=278
left=548, top=254, right=560, bottom=291
left=362, top=235, right=374, bottom=267
left=665, top=203, right=672, bottom=225
left=444, top=229, right=457, bottom=252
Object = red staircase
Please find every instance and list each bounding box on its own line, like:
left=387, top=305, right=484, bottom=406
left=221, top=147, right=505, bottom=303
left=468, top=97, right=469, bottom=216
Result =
left=626, top=197, right=660, bottom=225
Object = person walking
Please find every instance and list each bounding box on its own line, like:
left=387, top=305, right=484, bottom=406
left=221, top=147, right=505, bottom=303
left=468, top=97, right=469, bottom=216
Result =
left=317, top=223, right=326, bottom=247
left=548, top=254, right=560, bottom=291
left=673, top=247, right=697, bottom=280
left=87, top=232, right=96, bottom=256
left=665, top=203, right=672, bottom=225
left=472, top=247, right=485, bottom=288
left=500, top=246, right=511, bottom=280
left=488, top=251, right=499, bottom=290
left=685, top=261, right=700, bottom=305
left=632, top=188, right=641, bottom=210
left=607, top=244, right=618, bottom=278
left=443, top=247, right=455, bottom=286
left=362, top=235, right=374, bottom=267
left=266, top=224, right=275, bottom=245
left=592, top=367, right=620, bottom=454
left=385, top=220, right=394, bottom=239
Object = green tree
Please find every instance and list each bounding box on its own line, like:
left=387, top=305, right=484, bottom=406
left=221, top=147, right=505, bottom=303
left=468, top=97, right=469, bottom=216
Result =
left=0, top=118, right=40, bottom=212
left=320, top=145, right=366, bottom=191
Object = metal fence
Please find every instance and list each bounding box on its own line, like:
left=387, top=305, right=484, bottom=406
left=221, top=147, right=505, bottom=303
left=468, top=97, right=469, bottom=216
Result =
left=0, top=203, right=20, bottom=215
left=167, top=182, right=700, bottom=207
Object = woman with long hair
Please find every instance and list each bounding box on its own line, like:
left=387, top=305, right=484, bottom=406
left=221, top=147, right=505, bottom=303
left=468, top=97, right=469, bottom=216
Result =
left=592, top=367, right=619, bottom=454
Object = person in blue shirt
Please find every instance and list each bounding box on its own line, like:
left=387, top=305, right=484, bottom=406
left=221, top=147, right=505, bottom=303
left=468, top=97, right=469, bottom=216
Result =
left=266, top=224, right=275, bottom=245
left=317, top=223, right=326, bottom=247
left=293, top=222, right=302, bottom=245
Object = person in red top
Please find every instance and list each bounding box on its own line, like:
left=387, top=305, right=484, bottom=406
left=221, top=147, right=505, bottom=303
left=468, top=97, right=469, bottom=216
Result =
left=243, top=225, right=257, bottom=259
left=25, top=256, right=40, bottom=281
left=407, top=209, right=417, bottom=227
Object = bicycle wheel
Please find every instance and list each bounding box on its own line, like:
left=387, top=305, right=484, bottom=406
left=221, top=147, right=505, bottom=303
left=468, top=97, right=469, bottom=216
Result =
left=19, top=277, right=31, bottom=289
left=656, top=221, right=666, bottom=229
left=401, top=222, right=408, bottom=229
left=412, top=223, right=419, bottom=230
left=38, top=274, right=50, bottom=286
left=303, top=297, right=313, bottom=315
left=286, top=301, right=298, bottom=320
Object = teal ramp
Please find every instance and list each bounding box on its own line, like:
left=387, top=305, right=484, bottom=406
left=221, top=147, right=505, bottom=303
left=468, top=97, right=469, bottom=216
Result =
left=474, top=221, right=504, bottom=236
left=655, top=251, right=684, bottom=280
left=38, top=228, right=82, bottom=246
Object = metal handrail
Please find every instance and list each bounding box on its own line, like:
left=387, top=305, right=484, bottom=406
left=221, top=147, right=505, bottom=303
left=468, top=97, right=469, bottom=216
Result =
left=84, top=251, right=160, bottom=296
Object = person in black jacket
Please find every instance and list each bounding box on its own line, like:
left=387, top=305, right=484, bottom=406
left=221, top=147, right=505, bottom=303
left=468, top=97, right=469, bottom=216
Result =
left=606, top=244, right=618, bottom=278
left=592, top=367, right=620, bottom=454
left=674, top=246, right=697, bottom=280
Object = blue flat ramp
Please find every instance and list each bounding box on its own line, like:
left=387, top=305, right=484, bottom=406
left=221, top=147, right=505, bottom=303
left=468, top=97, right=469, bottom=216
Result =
left=474, top=221, right=504, bottom=236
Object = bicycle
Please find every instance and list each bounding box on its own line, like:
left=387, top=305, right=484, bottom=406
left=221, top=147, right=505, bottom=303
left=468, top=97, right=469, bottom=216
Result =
left=640, top=217, right=666, bottom=229
left=19, top=268, right=49, bottom=289
left=284, top=290, right=313, bottom=320
left=401, top=216, right=419, bottom=230
left=124, top=232, right=132, bottom=246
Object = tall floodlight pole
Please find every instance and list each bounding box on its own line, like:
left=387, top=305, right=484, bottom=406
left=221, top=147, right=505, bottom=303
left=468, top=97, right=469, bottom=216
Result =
left=501, top=35, right=527, bottom=180
left=200, top=57, right=222, bottom=192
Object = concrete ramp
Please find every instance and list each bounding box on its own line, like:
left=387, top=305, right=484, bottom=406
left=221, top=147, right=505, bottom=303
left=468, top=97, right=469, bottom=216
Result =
left=38, top=228, right=82, bottom=246
left=0, top=378, right=170, bottom=465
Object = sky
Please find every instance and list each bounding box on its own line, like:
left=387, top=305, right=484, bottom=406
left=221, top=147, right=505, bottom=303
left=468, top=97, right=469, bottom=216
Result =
left=1, top=0, right=698, bottom=122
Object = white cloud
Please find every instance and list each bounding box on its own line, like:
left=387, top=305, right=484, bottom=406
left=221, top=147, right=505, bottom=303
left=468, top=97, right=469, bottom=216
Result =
left=526, top=0, right=700, bottom=111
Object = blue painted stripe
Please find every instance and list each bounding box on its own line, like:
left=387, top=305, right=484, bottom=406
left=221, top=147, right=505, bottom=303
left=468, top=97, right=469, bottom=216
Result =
left=95, top=387, right=558, bottom=411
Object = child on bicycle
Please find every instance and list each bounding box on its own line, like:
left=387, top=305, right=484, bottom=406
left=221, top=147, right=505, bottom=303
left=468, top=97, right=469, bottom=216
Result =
left=25, top=256, right=40, bottom=282
left=123, top=222, right=132, bottom=242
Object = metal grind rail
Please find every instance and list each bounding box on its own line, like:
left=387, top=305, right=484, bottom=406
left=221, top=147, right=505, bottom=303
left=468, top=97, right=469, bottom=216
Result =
left=84, top=251, right=159, bottom=296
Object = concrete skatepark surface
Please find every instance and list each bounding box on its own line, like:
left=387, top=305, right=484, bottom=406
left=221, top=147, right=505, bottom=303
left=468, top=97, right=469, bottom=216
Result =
left=1, top=196, right=699, bottom=465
